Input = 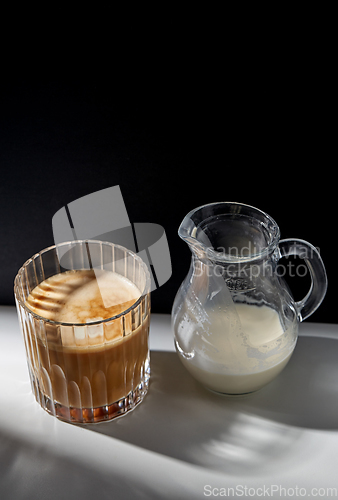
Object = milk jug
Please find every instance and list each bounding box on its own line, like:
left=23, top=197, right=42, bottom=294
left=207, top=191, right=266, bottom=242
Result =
left=172, top=202, right=327, bottom=394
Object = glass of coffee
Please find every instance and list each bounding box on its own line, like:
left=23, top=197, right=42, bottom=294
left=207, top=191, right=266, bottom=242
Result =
left=14, top=240, right=151, bottom=424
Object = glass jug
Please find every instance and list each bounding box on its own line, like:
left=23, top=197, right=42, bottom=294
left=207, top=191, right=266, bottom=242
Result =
left=172, top=202, right=327, bottom=395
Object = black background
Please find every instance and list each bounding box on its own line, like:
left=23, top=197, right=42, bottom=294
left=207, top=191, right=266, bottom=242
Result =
left=0, top=81, right=333, bottom=323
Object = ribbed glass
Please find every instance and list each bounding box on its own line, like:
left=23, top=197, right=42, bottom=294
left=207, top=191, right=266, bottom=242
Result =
left=14, top=240, right=151, bottom=424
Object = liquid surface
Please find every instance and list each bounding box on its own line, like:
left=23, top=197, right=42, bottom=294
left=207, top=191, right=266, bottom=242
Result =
left=23, top=269, right=149, bottom=410
left=25, top=269, right=141, bottom=324
left=176, top=303, right=297, bottom=394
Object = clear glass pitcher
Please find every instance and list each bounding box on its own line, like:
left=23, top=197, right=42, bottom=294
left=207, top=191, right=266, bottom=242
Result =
left=172, top=202, right=327, bottom=395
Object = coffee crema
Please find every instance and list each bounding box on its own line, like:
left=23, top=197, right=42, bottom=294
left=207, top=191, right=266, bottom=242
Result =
left=25, top=269, right=141, bottom=325
left=23, top=269, right=150, bottom=418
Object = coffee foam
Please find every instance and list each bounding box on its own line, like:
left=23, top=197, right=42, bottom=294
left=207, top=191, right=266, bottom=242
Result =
left=25, top=269, right=141, bottom=324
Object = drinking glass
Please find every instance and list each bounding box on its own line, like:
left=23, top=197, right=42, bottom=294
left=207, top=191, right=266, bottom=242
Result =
left=14, top=240, right=151, bottom=424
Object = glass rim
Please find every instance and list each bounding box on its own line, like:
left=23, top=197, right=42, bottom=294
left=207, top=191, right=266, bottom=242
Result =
left=14, top=239, right=151, bottom=327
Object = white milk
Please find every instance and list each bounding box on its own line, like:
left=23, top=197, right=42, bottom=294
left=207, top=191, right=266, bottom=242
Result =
left=175, top=303, right=297, bottom=394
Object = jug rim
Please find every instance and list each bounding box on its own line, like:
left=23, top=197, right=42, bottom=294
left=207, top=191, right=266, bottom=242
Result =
left=178, top=201, right=280, bottom=263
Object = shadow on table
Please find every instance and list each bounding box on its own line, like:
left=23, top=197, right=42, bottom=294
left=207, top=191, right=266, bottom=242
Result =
left=239, top=334, right=338, bottom=429
left=86, top=332, right=338, bottom=474
left=0, top=430, right=162, bottom=500
left=0, top=431, right=130, bottom=500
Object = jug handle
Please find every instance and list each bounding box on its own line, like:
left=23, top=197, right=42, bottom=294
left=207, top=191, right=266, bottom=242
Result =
left=278, top=238, right=328, bottom=322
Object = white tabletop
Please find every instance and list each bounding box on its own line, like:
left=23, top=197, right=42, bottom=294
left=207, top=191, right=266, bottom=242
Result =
left=1, top=305, right=338, bottom=499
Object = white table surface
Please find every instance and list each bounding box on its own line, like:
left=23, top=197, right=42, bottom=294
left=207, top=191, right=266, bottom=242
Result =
left=1, top=305, right=338, bottom=499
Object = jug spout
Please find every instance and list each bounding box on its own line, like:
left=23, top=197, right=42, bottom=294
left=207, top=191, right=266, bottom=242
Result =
left=178, top=201, right=280, bottom=264
left=178, top=207, right=211, bottom=259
